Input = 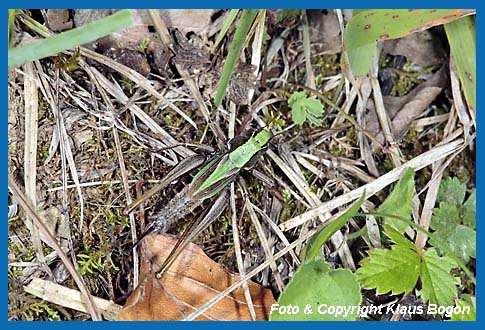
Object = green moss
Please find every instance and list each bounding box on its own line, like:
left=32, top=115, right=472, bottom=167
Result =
left=328, top=144, right=347, bottom=157
left=390, top=72, right=417, bottom=96
left=247, top=177, right=264, bottom=200
left=20, top=300, right=61, bottom=321
left=104, top=208, right=129, bottom=228
left=77, top=244, right=119, bottom=276
left=280, top=189, right=299, bottom=223
left=383, top=154, right=394, bottom=172
left=36, top=142, right=50, bottom=164
left=402, top=127, right=419, bottom=145
left=126, top=145, right=146, bottom=157
left=315, top=53, right=340, bottom=77
left=137, top=39, right=150, bottom=52
left=163, top=110, right=185, bottom=128
left=390, top=61, right=437, bottom=97
left=8, top=266, right=23, bottom=279
left=119, top=79, right=134, bottom=95
left=346, top=126, right=358, bottom=144
left=276, top=9, right=302, bottom=23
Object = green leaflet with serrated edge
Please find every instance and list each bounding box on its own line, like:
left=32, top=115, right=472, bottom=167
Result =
left=417, top=248, right=460, bottom=306
left=270, top=259, right=361, bottom=320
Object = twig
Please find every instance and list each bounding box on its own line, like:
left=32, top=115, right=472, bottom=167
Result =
left=356, top=77, right=379, bottom=177
left=86, top=64, right=194, bottom=159
left=450, top=58, right=472, bottom=143
left=47, top=179, right=161, bottom=192
left=148, top=9, right=226, bottom=149
left=185, top=224, right=322, bottom=321
left=415, top=162, right=444, bottom=249
left=31, top=60, right=78, bottom=268
left=268, top=148, right=355, bottom=270
left=247, top=10, right=265, bottom=103
left=251, top=203, right=301, bottom=265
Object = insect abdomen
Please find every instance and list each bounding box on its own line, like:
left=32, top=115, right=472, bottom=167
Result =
left=151, top=188, right=198, bottom=233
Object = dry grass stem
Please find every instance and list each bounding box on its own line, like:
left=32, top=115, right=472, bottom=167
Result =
left=268, top=149, right=355, bottom=270
left=280, top=137, right=465, bottom=231
left=112, top=126, right=139, bottom=287
left=449, top=59, right=472, bottom=142
left=24, top=278, right=121, bottom=320
left=229, top=184, right=257, bottom=321
left=22, top=62, right=45, bottom=267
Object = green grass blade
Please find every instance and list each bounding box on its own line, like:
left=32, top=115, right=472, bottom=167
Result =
left=445, top=15, right=476, bottom=111
left=8, top=9, right=20, bottom=48
left=302, top=192, right=365, bottom=262
left=213, top=9, right=240, bottom=50
left=214, top=9, right=258, bottom=108
left=20, top=13, right=51, bottom=38
left=8, top=10, right=134, bottom=67
left=344, top=9, right=474, bottom=76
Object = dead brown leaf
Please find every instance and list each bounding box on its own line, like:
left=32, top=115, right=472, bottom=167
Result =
left=73, top=9, right=216, bottom=50
left=308, top=10, right=342, bottom=54
left=382, top=30, right=444, bottom=67
left=367, top=66, right=448, bottom=150
left=45, top=9, right=73, bottom=31
left=117, top=234, right=276, bottom=321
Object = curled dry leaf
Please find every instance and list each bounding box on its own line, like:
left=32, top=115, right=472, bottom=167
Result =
left=382, top=30, right=444, bottom=67
left=308, top=10, right=342, bottom=54
left=366, top=66, right=448, bottom=150
left=117, top=234, right=276, bottom=321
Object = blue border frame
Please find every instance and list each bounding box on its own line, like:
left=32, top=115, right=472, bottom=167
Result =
left=4, top=0, right=480, bottom=328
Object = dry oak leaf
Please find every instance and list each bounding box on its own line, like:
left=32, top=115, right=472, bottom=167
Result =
left=118, top=234, right=276, bottom=320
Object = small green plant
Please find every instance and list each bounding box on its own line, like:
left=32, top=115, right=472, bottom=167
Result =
left=451, top=294, right=476, bottom=321
left=288, top=91, right=324, bottom=126
left=270, top=169, right=475, bottom=320
left=77, top=250, right=104, bottom=275
left=270, top=194, right=364, bottom=320
left=356, top=171, right=475, bottom=314
left=429, top=177, right=476, bottom=263
left=8, top=9, right=20, bottom=48
left=77, top=243, right=119, bottom=276
left=356, top=226, right=460, bottom=307
left=276, top=9, right=302, bottom=23
left=137, top=38, right=150, bottom=52
left=21, top=300, right=60, bottom=320
left=262, top=111, right=285, bottom=131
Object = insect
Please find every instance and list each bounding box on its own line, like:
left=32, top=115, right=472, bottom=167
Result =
left=125, top=128, right=271, bottom=278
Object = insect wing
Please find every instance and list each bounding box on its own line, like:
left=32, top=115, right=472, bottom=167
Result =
left=123, top=154, right=207, bottom=215
left=156, top=189, right=229, bottom=278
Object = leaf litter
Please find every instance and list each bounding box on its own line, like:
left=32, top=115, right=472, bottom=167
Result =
left=8, top=9, right=475, bottom=320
